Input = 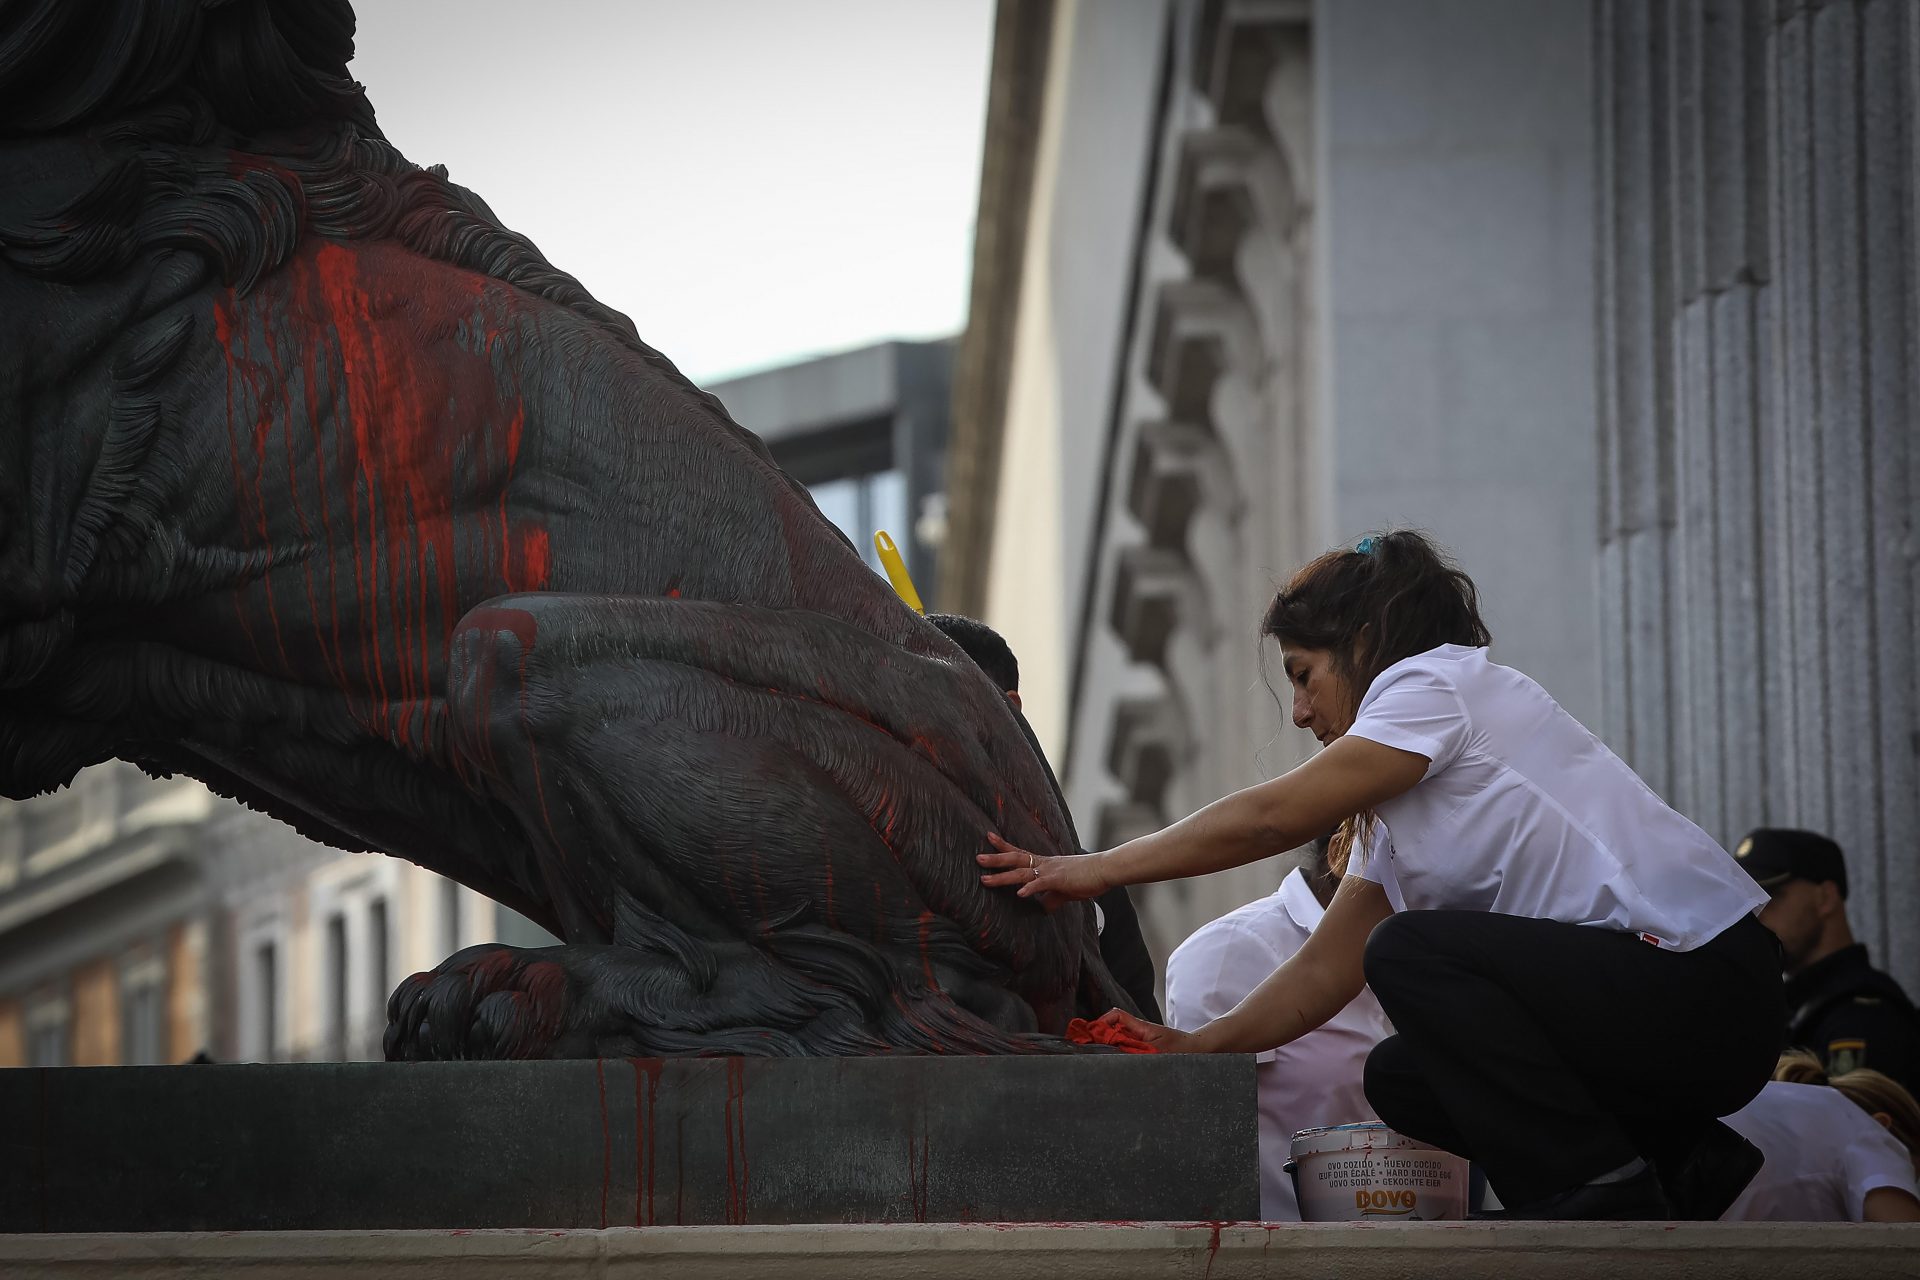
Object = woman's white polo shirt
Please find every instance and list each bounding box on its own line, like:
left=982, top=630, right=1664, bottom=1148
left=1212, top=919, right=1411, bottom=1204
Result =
left=1346, top=644, right=1764, bottom=950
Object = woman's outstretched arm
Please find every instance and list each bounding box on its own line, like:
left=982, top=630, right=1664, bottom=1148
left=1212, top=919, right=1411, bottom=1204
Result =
left=978, top=735, right=1426, bottom=901
left=1863, top=1187, right=1920, bottom=1222
left=1113, top=874, right=1393, bottom=1054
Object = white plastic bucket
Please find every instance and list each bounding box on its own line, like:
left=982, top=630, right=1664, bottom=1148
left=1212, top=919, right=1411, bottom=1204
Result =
left=1285, top=1122, right=1470, bottom=1221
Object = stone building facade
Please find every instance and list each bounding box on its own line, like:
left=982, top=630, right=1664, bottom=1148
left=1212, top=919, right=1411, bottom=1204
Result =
left=0, top=763, right=503, bottom=1067
left=947, top=0, right=1917, bottom=986
left=1593, top=0, right=1918, bottom=973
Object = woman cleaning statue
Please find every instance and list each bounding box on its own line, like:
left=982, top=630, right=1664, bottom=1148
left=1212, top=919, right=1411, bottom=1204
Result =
left=979, top=531, right=1783, bottom=1221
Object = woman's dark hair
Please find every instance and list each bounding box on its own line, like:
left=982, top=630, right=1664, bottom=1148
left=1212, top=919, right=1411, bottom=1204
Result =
left=1262, top=530, right=1490, bottom=872
left=1262, top=529, right=1491, bottom=708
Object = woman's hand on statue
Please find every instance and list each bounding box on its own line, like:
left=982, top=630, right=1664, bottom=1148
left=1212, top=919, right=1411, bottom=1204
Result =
left=1101, top=1009, right=1206, bottom=1054
left=977, top=833, right=1111, bottom=907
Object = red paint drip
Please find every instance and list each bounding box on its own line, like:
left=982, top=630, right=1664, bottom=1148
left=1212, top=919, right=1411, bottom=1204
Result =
left=213, top=241, right=552, bottom=751
left=907, top=1114, right=932, bottom=1223
left=595, top=1058, right=611, bottom=1228
left=723, top=1059, right=749, bottom=1225
left=631, top=1058, right=662, bottom=1226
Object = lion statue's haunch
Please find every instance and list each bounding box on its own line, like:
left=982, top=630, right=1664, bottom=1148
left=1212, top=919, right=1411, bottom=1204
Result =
left=0, top=0, right=1133, bottom=1057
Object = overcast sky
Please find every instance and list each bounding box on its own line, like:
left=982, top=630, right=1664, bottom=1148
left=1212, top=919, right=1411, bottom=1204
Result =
left=350, top=1, right=994, bottom=384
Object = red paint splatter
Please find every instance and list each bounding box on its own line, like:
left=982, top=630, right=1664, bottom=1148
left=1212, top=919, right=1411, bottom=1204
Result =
left=212, top=240, right=551, bottom=754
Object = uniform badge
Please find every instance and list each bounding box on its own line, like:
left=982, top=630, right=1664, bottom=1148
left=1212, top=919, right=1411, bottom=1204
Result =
left=1735, top=837, right=1753, bottom=859
left=1827, top=1038, right=1866, bottom=1075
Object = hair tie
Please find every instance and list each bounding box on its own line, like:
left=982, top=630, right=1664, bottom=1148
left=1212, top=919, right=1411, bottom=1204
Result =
left=1354, top=536, right=1379, bottom=555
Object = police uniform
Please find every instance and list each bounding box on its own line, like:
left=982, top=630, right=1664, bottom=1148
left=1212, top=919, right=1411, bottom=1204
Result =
left=1734, top=829, right=1920, bottom=1095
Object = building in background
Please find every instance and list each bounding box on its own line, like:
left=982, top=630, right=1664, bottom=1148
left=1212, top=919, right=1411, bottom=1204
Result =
left=709, top=338, right=954, bottom=598
left=0, top=339, right=950, bottom=1070
left=0, top=764, right=525, bottom=1068
left=0, top=765, right=216, bottom=1068
left=945, top=0, right=1917, bottom=985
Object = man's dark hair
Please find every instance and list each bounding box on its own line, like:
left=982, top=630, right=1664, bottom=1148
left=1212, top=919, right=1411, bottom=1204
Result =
left=927, top=613, right=1020, bottom=693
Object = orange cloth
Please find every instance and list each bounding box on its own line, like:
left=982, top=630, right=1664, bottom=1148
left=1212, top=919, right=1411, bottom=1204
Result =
left=1065, top=1013, right=1159, bottom=1054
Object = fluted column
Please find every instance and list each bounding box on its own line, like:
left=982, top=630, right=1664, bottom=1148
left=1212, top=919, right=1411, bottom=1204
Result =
left=1595, top=0, right=1918, bottom=985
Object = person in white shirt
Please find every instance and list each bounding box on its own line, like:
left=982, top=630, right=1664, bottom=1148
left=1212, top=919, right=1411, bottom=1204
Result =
left=980, top=530, right=1782, bottom=1221
left=1164, top=838, right=1395, bottom=1219
left=1723, top=1051, right=1920, bottom=1222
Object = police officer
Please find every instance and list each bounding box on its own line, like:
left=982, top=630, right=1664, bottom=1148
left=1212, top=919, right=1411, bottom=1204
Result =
left=1738, top=828, right=1920, bottom=1096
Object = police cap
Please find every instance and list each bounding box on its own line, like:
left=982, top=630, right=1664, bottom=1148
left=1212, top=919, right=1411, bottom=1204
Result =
left=1734, top=828, right=1848, bottom=897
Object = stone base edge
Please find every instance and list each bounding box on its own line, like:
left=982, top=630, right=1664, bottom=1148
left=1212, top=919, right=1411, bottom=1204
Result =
left=2, top=1222, right=1917, bottom=1280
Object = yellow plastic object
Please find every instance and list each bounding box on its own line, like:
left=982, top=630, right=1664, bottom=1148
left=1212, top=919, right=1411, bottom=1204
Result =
left=873, top=531, right=925, bottom=614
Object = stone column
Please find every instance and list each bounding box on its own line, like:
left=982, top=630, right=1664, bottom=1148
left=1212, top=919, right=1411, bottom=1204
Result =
left=1595, top=0, right=1918, bottom=985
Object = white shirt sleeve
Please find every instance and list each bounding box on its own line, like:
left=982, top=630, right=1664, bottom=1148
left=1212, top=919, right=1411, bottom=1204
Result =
left=1344, top=824, right=1404, bottom=913
left=1842, top=1110, right=1920, bottom=1218
left=1345, top=658, right=1473, bottom=777
left=1164, top=916, right=1291, bottom=1064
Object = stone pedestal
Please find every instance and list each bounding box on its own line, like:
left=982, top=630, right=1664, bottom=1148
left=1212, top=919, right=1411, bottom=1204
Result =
left=0, top=1055, right=1257, bottom=1231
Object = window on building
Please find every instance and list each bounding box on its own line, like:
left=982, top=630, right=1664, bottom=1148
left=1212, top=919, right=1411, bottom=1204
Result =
left=325, top=913, right=348, bottom=1061
left=26, top=990, right=71, bottom=1067
left=807, top=469, right=909, bottom=574
left=254, top=941, right=278, bottom=1063
left=440, top=878, right=462, bottom=956
left=120, top=951, right=167, bottom=1066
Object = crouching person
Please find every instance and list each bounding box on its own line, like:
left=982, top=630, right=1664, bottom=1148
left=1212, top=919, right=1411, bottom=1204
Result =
left=1721, top=1051, right=1920, bottom=1222
left=1165, top=837, right=1393, bottom=1220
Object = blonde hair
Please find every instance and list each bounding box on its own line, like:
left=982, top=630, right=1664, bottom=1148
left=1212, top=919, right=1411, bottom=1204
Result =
left=1774, top=1050, right=1920, bottom=1161
left=1327, top=815, right=1372, bottom=876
